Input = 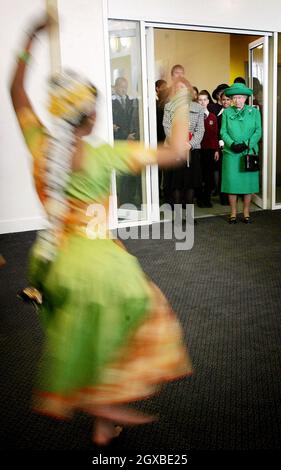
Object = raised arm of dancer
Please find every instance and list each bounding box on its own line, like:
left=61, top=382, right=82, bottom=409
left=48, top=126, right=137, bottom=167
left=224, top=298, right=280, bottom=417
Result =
left=9, top=20, right=51, bottom=204
left=10, top=20, right=49, bottom=120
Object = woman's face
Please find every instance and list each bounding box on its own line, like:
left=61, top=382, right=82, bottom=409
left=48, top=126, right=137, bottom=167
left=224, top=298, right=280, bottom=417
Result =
left=231, top=94, right=247, bottom=109
left=221, top=94, right=231, bottom=109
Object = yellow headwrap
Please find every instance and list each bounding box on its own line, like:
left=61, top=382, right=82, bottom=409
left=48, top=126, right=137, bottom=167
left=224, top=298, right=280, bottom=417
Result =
left=48, top=71, right=97, bottom=125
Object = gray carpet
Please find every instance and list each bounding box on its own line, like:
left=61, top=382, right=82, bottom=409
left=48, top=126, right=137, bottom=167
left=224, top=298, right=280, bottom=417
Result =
left=0, top=210, right=281, bottom=458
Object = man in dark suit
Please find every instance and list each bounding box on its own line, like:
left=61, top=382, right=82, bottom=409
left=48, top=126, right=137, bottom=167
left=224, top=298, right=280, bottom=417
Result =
left=112, top=77, right=141, bottom=207
left=112, top=77, right=139, bottom=141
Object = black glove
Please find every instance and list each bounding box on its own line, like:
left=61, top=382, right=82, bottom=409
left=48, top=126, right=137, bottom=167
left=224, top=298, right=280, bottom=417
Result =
left=231, top=142, right=248, bottom=153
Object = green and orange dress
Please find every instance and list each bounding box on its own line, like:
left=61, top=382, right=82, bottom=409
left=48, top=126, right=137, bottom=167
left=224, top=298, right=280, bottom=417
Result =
left=17, top=107, right=192, bottom=419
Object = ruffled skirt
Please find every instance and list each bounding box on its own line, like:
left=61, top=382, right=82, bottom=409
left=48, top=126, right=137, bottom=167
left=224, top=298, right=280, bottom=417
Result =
left=29, top=235, right=192, bottom=419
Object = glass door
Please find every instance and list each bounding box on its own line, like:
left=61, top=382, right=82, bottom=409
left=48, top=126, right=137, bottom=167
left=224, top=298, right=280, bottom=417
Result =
left=108, top=20, right=152, bottom=225
left=248, top=37, right=269, bottom=209
left=274, top=33, right=281, bottom=207
left=145, top=26, right=160, bottom=222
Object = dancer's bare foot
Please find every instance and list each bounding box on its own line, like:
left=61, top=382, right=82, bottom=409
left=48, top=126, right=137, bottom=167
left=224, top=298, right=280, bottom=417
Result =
left=93, top=418, right=123, bottom=446
left=91, top=405, right=156, bottom=445
left=114, top=425, right=123, bottom=437
left=92, top=405, right=156, bottom=426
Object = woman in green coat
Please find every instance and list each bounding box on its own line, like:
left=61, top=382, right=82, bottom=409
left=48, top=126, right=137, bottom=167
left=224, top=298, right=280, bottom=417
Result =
left=220, top=83, right=262, bottom=223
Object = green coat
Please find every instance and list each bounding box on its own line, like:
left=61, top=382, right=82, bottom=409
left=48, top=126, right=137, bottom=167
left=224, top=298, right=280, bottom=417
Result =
left=220, top=105, right=262, bottom=194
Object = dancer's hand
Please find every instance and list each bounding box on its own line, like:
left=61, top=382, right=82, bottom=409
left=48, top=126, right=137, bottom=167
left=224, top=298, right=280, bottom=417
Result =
left=27, top=12, right=57, bottom=39
left=170, top=77, right=192, bottom=98
left=10, top=12, right=57, bottom=115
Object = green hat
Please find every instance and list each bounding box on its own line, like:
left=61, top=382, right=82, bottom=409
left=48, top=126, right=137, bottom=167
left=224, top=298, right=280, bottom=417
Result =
left=224, top=83, right=253, bottom=97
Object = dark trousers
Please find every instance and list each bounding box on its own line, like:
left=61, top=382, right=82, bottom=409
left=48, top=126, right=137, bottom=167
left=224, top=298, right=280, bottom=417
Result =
left=162, top=169, right=173, bottom=205
left=198, top=149, right=215, bottom=204
left=218, top=151, right=229, bottom=204
left=117, top=174, right=142, bottom=209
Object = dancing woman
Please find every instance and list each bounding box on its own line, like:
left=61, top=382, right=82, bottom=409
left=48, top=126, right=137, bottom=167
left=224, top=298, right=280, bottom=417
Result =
left=10, top=18, right=192, bottom=445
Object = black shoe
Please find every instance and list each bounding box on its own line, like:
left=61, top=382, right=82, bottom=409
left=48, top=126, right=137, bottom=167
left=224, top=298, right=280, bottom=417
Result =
left=228, top=216, right=237, bottom=224
left=242, top=216, right=252, bottom=224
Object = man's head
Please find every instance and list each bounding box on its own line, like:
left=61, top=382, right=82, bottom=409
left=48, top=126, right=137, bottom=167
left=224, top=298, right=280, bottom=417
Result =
left=171, top=64, right=185, bottom=82
left=115, top=77, right=128, bottom=97
left=234, top=76, right=246, bottom=84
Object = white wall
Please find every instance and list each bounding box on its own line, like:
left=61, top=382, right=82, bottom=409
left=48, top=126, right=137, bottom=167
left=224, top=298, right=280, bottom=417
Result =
left=108, top=0, right=281, bottom=32
left=57, top=0, right=111, bottom=141
left=0, top=0, right=49, bottom=234
left=154, top=30, right=230, bottom=95
left=0, top=0, right=111, bottom=234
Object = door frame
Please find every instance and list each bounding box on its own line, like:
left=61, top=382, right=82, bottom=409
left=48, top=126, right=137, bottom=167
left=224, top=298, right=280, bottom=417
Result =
left=143, top=21, right=274, bottom=221
left=146, top=26, right=160, bottom=222
left=248, top=36, right=269, bottom=210
left=270, top=32, right=280, bottom=209
left=106, top=19, right=154, bottom=228
left=106, top=19, right=276, bottom=227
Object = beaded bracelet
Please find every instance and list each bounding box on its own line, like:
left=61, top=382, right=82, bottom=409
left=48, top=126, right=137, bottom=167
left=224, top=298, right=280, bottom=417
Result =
left=17, top=50, right=31, bottom=65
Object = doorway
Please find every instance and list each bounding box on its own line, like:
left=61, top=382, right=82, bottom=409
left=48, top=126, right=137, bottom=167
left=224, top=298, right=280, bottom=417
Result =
left=151, top=27, right=268, bottom=218
left=107, top=21, right=272, bottom=226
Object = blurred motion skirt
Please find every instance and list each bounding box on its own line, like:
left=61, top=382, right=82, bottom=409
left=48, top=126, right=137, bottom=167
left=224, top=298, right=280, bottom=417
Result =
left=29, top=235, right=192, bottom=419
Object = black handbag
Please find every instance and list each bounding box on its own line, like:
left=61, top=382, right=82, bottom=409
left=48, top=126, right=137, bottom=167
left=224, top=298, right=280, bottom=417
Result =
left=244, top=149, right=259, bottom=172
